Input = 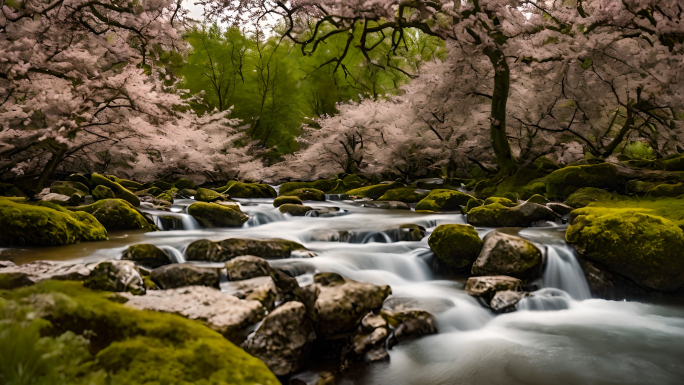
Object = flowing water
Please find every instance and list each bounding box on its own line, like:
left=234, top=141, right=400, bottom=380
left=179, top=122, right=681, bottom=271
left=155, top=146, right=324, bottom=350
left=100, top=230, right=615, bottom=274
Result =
left=3, top=196, right=684, bottom=385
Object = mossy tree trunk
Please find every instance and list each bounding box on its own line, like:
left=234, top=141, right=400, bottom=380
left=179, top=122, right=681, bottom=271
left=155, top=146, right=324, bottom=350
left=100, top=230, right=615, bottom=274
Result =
left=485, top=48, right=518, bottom=177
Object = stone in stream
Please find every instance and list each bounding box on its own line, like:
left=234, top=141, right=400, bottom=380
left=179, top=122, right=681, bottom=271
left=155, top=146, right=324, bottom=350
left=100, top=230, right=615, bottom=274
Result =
left=490, top=290, right=528, bottom=313
left=92, top=185, right=116, bottom=201
left=279, top=203, right=313, bottom=216
left=194, top=187, right=229, bottom=202
left=225, top=255, right=272, bottom=281
left=427, top=224, right=483, bottom=269
left=49, top=181, right=88, bottom=205
left=382, top=309, right=437, bottom=344
left=0, top=260, right=94, bottom=283
left=90, top=172, right=140, bottom=206
left=121, top=285, right=266, bottom=344
left=71, top=198, right=152, bottom=231
left=242, top=301, right=316, bottom=376
left=415, top=189, right=474, bottom=212
left=273, top=195, right=302, bottom=207
left=84, top=260, right=146, bottom=295
left=471, top=231, right=543, bottom=280
left=465, top=275, right=523, bottom=302
left=360, top=201, right=410, bottom=210
left=150, top=264, right=219, bottom=289
left=187, top=202, right=249, bottom=228
left=185, top=238, right=306, bottom=262
left=467, top=201, right=560, bottom=227
left=121, top=244, right=172, bottom=268
left=221, top=275, right=277, bottom=310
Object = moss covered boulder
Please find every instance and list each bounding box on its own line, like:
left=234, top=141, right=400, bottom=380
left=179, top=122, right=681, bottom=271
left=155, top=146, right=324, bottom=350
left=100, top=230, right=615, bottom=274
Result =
left=467, top=202, right=559, bottom=227
left=649, top=183, right=684, bottom=198
left=428, top=224, right=483, bottom=269
left=91, top=172, right=140, bottom=206
left=273, top=195, right=302, bottom=207
left=174, top=178, right=195, bottom=190
left=134, top=186, right=163, bottom=197
left=92, top=185, right=116, bottom=201
left=67, top=173, right=91, bottom=186
left=463, top=198, right=484, bottom=214
left=415, top=189, right=475, bottom=212
left=122, top=244, right=172, bottom=268
left=287, top=188, right=325, bottom=201
left=484, top=196, right=517, bottom=207
left=150, top=264, right=219, bottom=289
left=566, top=208, right=684, bottom=291
left=185, top=238, right=306, bottom=262
left=106, top=174, right=144, bottom=190
left=72, top=199, right=152, bottom=231
left=280, top=179, right=339, bottom=195
left=0, top=199, right=107, bottom=246
left=545, top=163, right=619, bottom=198
left=327, top=174, right=369, bottom=194
left=49, top=181, right=89, bottom=204
left=472, top=231, right=543, bottom=280
left=279, top=203, right=313, bottom=216
left=566, top=187, right=614, bottom=208
left=218, top=181, right=276, bottom=198
left=377, top=187, right=429, bottom=203
left=153, top=180, right=174, bottom=191
left=195, top=187, right=229, bottom=202
left=346, top=182, right=403, bottom=200
left=188, top=202, right=249, bottom=228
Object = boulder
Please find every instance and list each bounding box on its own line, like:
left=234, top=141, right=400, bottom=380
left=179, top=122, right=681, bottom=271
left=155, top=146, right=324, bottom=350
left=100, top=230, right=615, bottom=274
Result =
left=121, top=285, right=266, bottom=343
left=398, top=224, right=426, bottom=242
left=150, top=264, right=219, bottom=289
left=50, top=181, right=88, bottom=204
left=106, top=174, right=144, bottom=190
left=490, top=290, right=528, bottom=313
left=463, top=197, right=484, bottom=214
left=279, top=203, right=313, bottom=216
left=566, top=208, right=684, bottom=291
left=39, top=192, right=73, bottom=206
left=90, top=172, right=140, bottom=206
left=84, top=260, right=145, bottom=295
left=428, top=224, right=483, bottom=269
left=280, top=179, right=339, bottom=195
left=187, top=202, right=249, bottom=228
left=0, top=199, right=107, bottom=246
left=177, top=188, right=197, bottom=198
left=0, top=260, right=93, bottom=283
left=225, top=255, right=272, bottom=281
left=152, top=181, right=174, bottom=190
left=465, top=275, right=523, bottom=302
left=381, top=309, right=437, bottom=343
left=484, top=196, right=517, bottom=207
left=121, top=244, right=172, bottom=268
left=174, top=178, right=195, bottom=190
left=346, top=182, right=404, bottom=200
left=314, top=273, right=391, bottom=337
left=650, top=183, right=684, bottom=197
left=467, top=201, right=559, bottom=227
left=134, top=186, right=163, bottom=197
left=218, top=181, right=276, bottom=198
left=92, top=185, right=116, bottom=200
left=71, top=199, right=152, bottom=231
left=327, top=174, right=369, bottom=194
left=221, top=276, right=278, bottom=310
left=242, top=301, right=316, bottom=376
left=66, top=173, right=91, bottom=186
left=287, top=188, right=325, bottom=201
left=545, top=163, right=618, bottom=198
left=273, top=195, right=302, bottom=207
left=565, top=187, right=613, bottom=208
left=195, top=187, right=228, bottom=202
left=415, top=189, right=475, bottom=212
left=377, top=187, right=429, bottom=203
left=185, top=238, right=306, bottom=262
left=471, top=231, right=543, bottom=280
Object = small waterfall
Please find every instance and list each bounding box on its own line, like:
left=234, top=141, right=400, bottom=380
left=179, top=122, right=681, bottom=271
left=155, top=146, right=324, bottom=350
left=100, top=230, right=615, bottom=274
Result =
left=360, top=231, right=394, bottom=244
left=516, top=288, right=573, bottom=311
left=542, top=246, right=591, bottom=300
left=243, top=208, right=286, bottom=227
left=325, top=194, right=349, bottom=201
left=139, top=208, right=201, bottom=231
left=157, top=245, right=185, bottom=263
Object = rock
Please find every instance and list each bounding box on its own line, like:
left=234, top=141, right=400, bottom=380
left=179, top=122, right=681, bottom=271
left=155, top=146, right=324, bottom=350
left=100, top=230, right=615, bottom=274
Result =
left=121, top=244, right=172, bottom=268
left=174, top=178, right=195, bottom=190
left=186, top=238, right=306, bottom=262
left=650, top=183, right=684, bottom=197
left=484, top=196, right=517, bottom=207
left=92, top=185, right=116, bottom=200
left=377, top=187, right=428, bottom=203
left=346, top=182, right=404, bottom=200
left=218, top=181, right=276, bottom=198
left=195, top=187, right=228, bottom=202
left=50, top=181, right=88, bottom=204
left=242, top=301, right=316, bottom=376
left=428, top=224, right=483, bottom=269
left=381, top=309, right=437, bottom=343
left=566, top=208, right=684, bottom=291
left=187, top=202, right=249, bottom=228
left=351, top=323, right=389, bottom=361
left=106, top=174, right=144, bottom=190
left=71, top=199, right=152, bottom=231
left=545, top=163, right=619, bottom=198
left=533, top=156, right=560, bottom=173
left=465, top=275, right=523, bottom=302
left=135, top=186, right=163, bottom=197
left=0, top=182, right=28, bottom=198
left=152, top=180, right=174, bottom=190
left=225, top=255, right=272, bottom=281
left=0, top=272, right=34, bottom=289
left=490, top=290, right=527, bottom=313
left=467, top=201, right=559, bottom=227
left=280, top=179, right=339, bottom=195
left=0, top=260, right=93, bottom=283
left=565, top=187, right=613, bottom=208
left=361, top=201, right=411, bottom=210
left=314, top=274, right=391, bottom=337
left=472, top=231, right=543, bottom=280
left=139, top=195, right=172, bottom=207
left=221, top=276, right=277, bottom=310
left=279, top=203, right=313, bottom=216
left=659, top=154, right=684, bottom=171
left=40, top=192, right=73, bottom=206
left=526, top=194, right=549, bottom=205
left=90, top=172, right=140, bottom=206
left=521, top=181, right=547, bottom=199
left=177, top=188, right=197, bottom=198
left=0, top=198, right=107, bottom=246
left=150, top=264, right=218, bottom=289
left=463, top=197, right=484, bottom=214
left=84, top=260, right=145, bottom=295
left=398, top=224, right=426, bottom=241
left=287, top=188, right=325, bottom=201
left=327, top=174, right=369, bottom=194
left=415, top=189, right=475, bottom=211
left=273, top=195, right=302, bottom=207
left=547, top=202, right=575, bottom=216
left=625, top=180, right=657, bottom=195
left=121, top=285, right=265, bottom=343
left=67, top=173, right=91, bottom=186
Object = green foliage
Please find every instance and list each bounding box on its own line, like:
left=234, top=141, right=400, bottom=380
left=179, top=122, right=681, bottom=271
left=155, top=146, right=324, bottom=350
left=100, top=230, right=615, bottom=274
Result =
left=621, top=141, right=655, bottom=160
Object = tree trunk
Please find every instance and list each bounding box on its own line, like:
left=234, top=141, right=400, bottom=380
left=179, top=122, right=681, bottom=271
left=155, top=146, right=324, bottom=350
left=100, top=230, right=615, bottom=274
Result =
left=35, top=145, right=66, bottom=192
left=485, top=48, right=517, bottom=176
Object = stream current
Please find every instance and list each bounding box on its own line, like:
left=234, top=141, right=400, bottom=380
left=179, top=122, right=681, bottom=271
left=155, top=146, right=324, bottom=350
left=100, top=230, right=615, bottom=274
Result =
left=2, top=196, right=684, bottom=385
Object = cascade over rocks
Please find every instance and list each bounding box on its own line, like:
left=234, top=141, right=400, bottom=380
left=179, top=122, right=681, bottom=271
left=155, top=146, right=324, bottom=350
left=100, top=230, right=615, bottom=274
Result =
left=185, top=238, right=306, bottom=262
left=472, top=231, right=543, bottom=280
left=428, top=224, right=483, bottom=269
left=150, top=264, right=219, bottom=289
left=187, top=202, right=249, bottom=227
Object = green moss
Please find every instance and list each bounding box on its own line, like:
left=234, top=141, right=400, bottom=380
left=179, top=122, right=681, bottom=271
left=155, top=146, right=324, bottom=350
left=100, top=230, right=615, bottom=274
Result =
left=122, top=244, right=171, bottom=267
left=650, top=183, right=684, bottom=198
left=92, top=185, right=116, bottom=201
left=415, top=189, right=474, bottom=212
left=484, top=197, right=517, bottom=207
left=67, top=173, right=91, bottom=186
left=195, top=188, right=228, bottom=202
left=463, top=198, right=484, bottom=214
left=174, top=178, right=195, bottom=190
left=185, top=238, right=305, bottom=262
left=566, top=209, right=684, bottom=291
left=220, top=182, right=276, bottom=198
left=278, top=204, right=313, bottom=216
left=273, top=196, right=302, bottom=207
left=475, top=167, right=548, bottom=199
left=105, top=175, right=143, bottom=191
left=545, top=163, right=618, bottom=198
left=577, top=196, right=684, bottom=228
left=377, top=187, right=428, bottom=203
left=134, top=187, right=162, bottom=197
left=287, top=188, right=325, bottom=201
left=91, top=173, right=140, bottom=207
left=521, top=181, right=547, bottom=200
left=428, top=225, right=483, bottom=269
left=0, top=280, right=279, bottom=385
left=466, top=203, right=510, bottom=226
left=566, top=187, right=615, bottom=208
left=625, top=180, right=657, bottom=195
left=71, top=199, right=151, bottom=231
left=658, top=154, right=684, bottom=171
left=0, top=272, right=33, bottom=290
left=533, top=156, right=560, bottom=173
left=156, top=192, right=174, bottom=203
left=152, top=181, right=174, bottom=191
left=0, top=198, right=107, bottom=246
left=187, top=202, right=249, bottom=228
left=327, top=174, right=369, bottom=194
left=346, top=182, right=404, bottom=199
left=50, top=181, right=89, bottom=198
left=279, top=179, right=339, bottom=195
left=0, top=182, right=28, bottom=199
left=526, top=194, right=549, bottom=205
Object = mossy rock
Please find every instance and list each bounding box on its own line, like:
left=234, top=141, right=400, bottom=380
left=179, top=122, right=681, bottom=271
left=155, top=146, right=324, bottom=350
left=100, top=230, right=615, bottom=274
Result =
left=327, top=174, right=369, bottom=194
left=0, top=198, right=107, bottom=246
left=0, top=182, right=28, bottom=199
left=545, top=163, right=618, bottom=198
left=153, top=181, right=174, bottom=191
left=377, top=187, right=429, bottom=203
left=106, top=174, right=144, bottom=191
left=280, top=179, right=339, bottom=195
left=346, top=182, right=404, bottom=200
left=50, top=181, right=89, bottom=198
left=472, top=231, right=543, bottom=280
left=174, top=178, right=195, bottom=190
left=134, top=187, right=163, bottom=197
left=273, top=196, right=302, bottom=207
left=533, top=156, right=560, bottom=173
left=415, top=189, right=475, bottom=212
left=91, top=172, right=140, bottom=207
left=187, top=202, right=249, bottom=228
left=467, top=202, right=559, bottom=227
left=0, top=280, right=279, bottom=384
left=658, top=155, right=684, bottom=171
left=526, top=194, right=549, bottom=205
left=156, top=192, right=174, bottom=203
left=625, top=180, right=657, bottom=195
left=0, top=272, right=34, bottom=290
left=279, top=204, right=313, bottom=216
left=93, top=185, right=116, bottom=201
left=650, top=183, right=684, bottom=198
left=185, top=238, right=305, bottom=262
left=428, top=224, right=483, bottom=269
left=219, top=181, right=276, bottom=198
left=463, top=198, right=484, bottom=214
left=521, top=181, right=546, bottom=200
left=287, top=188, right=325, bottom=201
left=67, top=173, right=91, bottom=186
left=566, top=187, right=614, bottom=208
left=71, top=199, right=151, bottom=231
left=195, top=187, right=228, bottom=202
left=566, top=208, right=684, bottom=291
left=122, top=244, right=172, bottom=268
left=483, top=196, right=517, bottom=207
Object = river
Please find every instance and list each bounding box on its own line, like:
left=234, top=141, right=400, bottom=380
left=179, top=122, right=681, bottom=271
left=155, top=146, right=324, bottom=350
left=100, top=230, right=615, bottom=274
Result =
left=3, top=195, right=684, bottom=385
